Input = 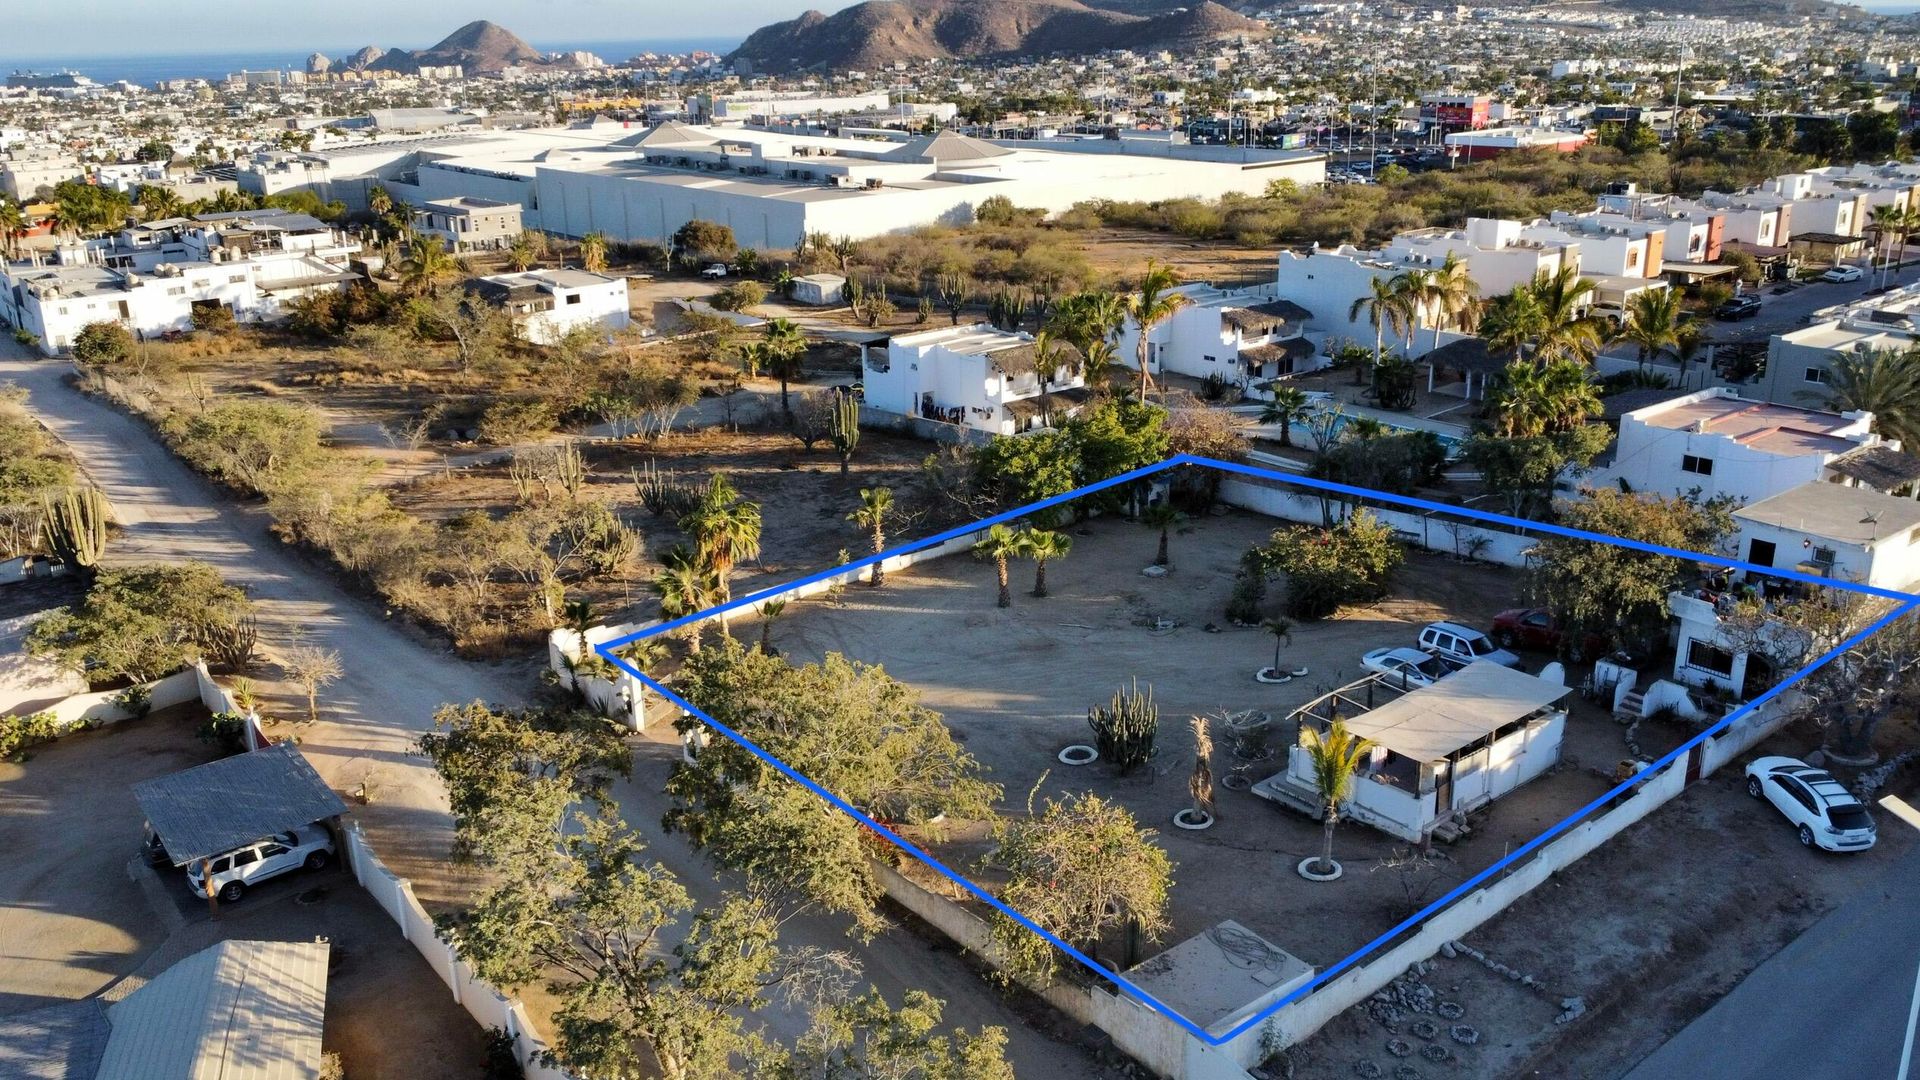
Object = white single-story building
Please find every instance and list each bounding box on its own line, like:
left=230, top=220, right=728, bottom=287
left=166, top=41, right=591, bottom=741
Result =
left=1112, top=283, right=1323, bottom=395
left=470, top=268, right=630, bottom=345
left=866, top=323, right=1088, bottom=436
left=1256, top=662, right=1570, bottom=843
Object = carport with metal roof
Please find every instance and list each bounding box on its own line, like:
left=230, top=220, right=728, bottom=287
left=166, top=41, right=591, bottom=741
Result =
left=132, top=743, right=348, bottom=869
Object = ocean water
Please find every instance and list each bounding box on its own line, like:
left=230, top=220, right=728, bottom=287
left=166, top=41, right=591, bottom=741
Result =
left=0, top=38, right=739, bottom=86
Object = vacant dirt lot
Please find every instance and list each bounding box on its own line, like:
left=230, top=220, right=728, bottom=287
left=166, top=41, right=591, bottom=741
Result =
left=755, top=506, right=1657, bottom=977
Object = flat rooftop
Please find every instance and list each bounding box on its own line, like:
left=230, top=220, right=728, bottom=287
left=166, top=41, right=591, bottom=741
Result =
left=1635, top=394, right=1862, bottom=449
left=1121, top=921, right=1312, bottom=1033
left=891, top=323, right=1030, bottom=355
left=1735, top=482, right=1920, bottom=547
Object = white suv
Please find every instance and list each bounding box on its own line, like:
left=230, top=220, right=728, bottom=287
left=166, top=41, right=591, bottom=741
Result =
left=1417, top=621, right=1520, bottom=669
left=1745, top=757, right=1876, bottom=851
left=186, top=823, right=336, bottom=902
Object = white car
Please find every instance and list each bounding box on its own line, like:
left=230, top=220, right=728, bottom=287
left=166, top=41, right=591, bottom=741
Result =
left=1744, top=757, right=1877, bottom=852
left=1417, top=621, right=1521, bottom=669
left=1362, top=646, right=1454, bottom=688
left=699, top=263, right=730, bottom=279
left=1819, top=265, right=1865, bottom=283
left=186, top=823, right=336, bottom=902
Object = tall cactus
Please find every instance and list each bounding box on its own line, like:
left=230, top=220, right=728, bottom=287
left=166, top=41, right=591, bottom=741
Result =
left=830, top=392, right=861, bottom=476
left=1089, top=678, right=1158, bottom=776
left=43, top=486, right=108, bottom=579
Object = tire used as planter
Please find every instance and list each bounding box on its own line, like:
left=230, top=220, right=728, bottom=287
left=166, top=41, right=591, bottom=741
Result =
left=1057, top=744, right=1099, bottom=766
left=1298, top=856, right=1343, bottom=881
left=1172, top=808, right=1215, bottom=830
left=1255, top=668, right=1293, bottom=684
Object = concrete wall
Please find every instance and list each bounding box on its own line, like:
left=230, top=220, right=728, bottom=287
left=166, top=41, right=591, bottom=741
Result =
left=343, top=824, right=574, bottom=1080
left=1216, top=476, right=1537, bottom=568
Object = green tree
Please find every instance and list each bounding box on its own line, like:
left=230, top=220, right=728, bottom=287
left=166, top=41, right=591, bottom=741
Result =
left=1248, top=508, right=1404, bottom=620
left=1613, top=287, right=1683, bottom=372
left=653, top=546, right=720, bottom=653
left=27, top=562, right=250, bottom=683
left=1532, top=488, right=1736, bottom=652
left=681, top=474, right=762, bottom=616
left=987, top=792, right=1173, bottom=984
left=971, top=429, right=1079, bottom=508
left=165, top=400, right=328, bottom=497
left=1143, top=502, right=1179, bottom=567
left=972, top=523, right=1022, bottom=608
left=673, top=219, right=737, bottom=267
left=1064, top=397, right=1171, bottom=489
left=761, top=319, right=808, bottom=417
left=666, top=640, right=999, bottom=934
left=69, top=322, right=134, bottom=366
left=400, top=234, right=457, bottom=295
left=1302, top=720, right=1372, bottom=877
left=1461, top=426, right=1611, bottom=520
left=1486, top=360, right=1602, bottom=439
left=507, top=229, right=543, bottom=271
left=1527, top=265, right=1606, bottom=366
left=757, top=989, right=1014, bottom=1080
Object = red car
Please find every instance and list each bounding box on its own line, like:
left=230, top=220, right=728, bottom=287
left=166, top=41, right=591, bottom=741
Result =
left=1491, top=608, right=1607, bottom=658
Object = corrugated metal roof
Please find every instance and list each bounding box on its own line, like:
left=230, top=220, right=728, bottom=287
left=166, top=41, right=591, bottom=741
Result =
left=132, top=744, right=348, bottom=866
left=1336, top=662, right=1568, bottom=762
left=97, top=939, right=329, bottom=1080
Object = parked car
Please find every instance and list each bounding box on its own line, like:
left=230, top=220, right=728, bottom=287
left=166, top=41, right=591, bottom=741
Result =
left=1362, top=646, right=1455, bottom=688
left=185, top=823, right=336, bottom=902
left=1715, top=295, right=1763, bottom=321
left=699, top=263, right=730, bottom=279
left=1819, top=265, right=1865, bottom=283
left=1744, top=757, right=1877, bottom=851
left=1417, top=621, right=1521, bottom=668
left=1490, top=608, right=1608, bottom=658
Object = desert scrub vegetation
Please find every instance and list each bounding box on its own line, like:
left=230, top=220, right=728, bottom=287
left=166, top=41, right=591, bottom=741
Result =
left=0, top=382, right=77, bottom=558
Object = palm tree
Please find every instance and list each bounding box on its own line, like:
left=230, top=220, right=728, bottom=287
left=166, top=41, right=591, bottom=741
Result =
left=1613, top=288, right=1683, bottom=373
left=1800, top=346, right=1920, bottom=448
left=1260, top=386, right=1312, bottom=448
left=400, top=235, right=456, bottom=295
left=1348, top=275, right=1412, bottom=376
left=1424, top=252, right=1480, bottom=351
left=1897, top=205, right=1920, bottom=274
left=579, top=231, right=609, bottom=274
left=137, top=185, right=184, bottom=220
left=368, top=185, right=394, bottom=221
left=972, top=523, right=1022, bottom=608
left=1478, top=287, right=1544, bottom=359
left=652, top=547, right=717, bottom=653
left=1342, top=416, right=1390, bottom=442
left=1261, top=617, right=1293, bottom=678
left=1489, top=360, right=1600, bottom=439
left=1021, top=528, right=1072, bottom=597
left=1390, top=268, right=1434, bottom=351
left=1302, top=719, right=1374, bottom=877
left=1528, top=266, right=1605, bottom=366
left=1671, top=321, right=1706, bottom=389
left=0, top=199, right=23, bottom=259
left=1031, top=328, right=1075, bottom=428
left=757, top=598, right=787, bottom=654
left=1868, top=204, right=1903, bottom=286
left=1143, top=503, right=1180, bottom=566
left=761, top=318, right=808, bottom=417
left=847, top=486, right=893, bottom=587
left=1081, top=338, right=1119, bottom=388
left=507, top=230, right=541, bottom=271
left=1127, top=261, right=1191, bottom=399
left=682, top=474, right=762, bottom=616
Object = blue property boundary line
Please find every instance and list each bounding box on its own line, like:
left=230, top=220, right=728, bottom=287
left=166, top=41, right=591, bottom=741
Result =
left=597, top=455, right=1920, bottom=1047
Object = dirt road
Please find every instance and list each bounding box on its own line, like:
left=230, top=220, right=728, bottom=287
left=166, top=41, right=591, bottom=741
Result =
left=0, top=340, right=1111, bottom=1077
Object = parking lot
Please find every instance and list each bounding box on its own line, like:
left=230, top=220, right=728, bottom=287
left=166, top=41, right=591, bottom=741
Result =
left=0, top=706, right=489, bottom=1078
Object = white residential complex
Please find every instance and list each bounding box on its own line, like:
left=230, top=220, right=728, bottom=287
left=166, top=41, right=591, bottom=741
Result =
left=1113, top=284, right=1322, bottom=396
left=0, top=209, right=361, bottom=354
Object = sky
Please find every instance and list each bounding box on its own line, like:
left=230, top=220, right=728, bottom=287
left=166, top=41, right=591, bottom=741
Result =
left=6, top=0, right=860, bottom=56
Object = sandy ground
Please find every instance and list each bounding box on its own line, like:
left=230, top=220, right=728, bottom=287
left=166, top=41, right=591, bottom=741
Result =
left=756, top=507, right=1651, bottom=979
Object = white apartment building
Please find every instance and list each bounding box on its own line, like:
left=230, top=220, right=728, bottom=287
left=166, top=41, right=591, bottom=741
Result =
left=413, top=196, right=522, bottom=252
left=0, top=210, right=361, bottom=354
left=1761, top=281, right=1920, bottom=406
left=1112, top=283, right=1323, bottom=396
left=866, top=324, right=1088, bottom=436
left=469, top=269, right=630, bottom=345
left=1382, top=219, right=1578, bottom=298
left=1588, top=387, right=1889, bottom=507
left=1, top=150, right=82, bottom=200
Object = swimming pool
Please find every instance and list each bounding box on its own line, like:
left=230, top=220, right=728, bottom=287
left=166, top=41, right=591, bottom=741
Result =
left=1316, top=409, right=1467, bottom=455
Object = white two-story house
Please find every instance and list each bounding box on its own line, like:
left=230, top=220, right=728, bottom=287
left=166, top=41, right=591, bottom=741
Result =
left=469, top=269, right=630, bottom=345
left=867, top=324, right=1088, bottom=436
left=1112, top=283, right=1321, bottom=396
